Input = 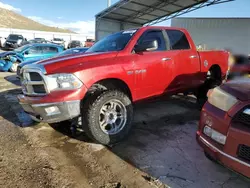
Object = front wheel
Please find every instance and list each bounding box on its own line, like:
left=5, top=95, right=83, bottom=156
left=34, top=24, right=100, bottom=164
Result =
left=82, top=90, right=133, bottom=145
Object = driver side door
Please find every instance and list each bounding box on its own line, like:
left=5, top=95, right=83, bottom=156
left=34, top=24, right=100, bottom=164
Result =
left=131, top=29, right=174, bottom=100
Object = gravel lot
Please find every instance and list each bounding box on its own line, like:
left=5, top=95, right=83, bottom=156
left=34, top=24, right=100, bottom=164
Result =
left=0, top=72, right=249, bottom=188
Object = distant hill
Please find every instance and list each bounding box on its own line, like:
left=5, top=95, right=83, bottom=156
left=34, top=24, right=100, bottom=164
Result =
left=0, top=8, right=74, bottom=33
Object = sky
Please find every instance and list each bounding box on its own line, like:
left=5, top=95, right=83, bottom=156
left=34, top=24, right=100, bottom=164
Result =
left=1, top=0, right=250, bottom=36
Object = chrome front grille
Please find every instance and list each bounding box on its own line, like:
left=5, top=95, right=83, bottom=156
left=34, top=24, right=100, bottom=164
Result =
left=20, top=65, right=48, bottom=96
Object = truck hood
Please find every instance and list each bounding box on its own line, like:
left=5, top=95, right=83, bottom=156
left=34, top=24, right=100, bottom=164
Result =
left=0, top=51, right=24, bottom=61
left=36, top=51, right=118, bottom=74
left=19, top=58, right=44, bottom=68
left=220, top=78, right=250, bottom=101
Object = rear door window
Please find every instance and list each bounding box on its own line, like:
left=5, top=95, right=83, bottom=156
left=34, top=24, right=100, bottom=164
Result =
left=42, top=46, right=58, bottom=53
left=165, top=30, right=190, bottom=50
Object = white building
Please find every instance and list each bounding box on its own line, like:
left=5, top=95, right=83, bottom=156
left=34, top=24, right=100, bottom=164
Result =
left=171, top=18, right=250, bottom=55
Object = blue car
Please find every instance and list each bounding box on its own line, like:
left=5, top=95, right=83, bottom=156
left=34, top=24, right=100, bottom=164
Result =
left=0, top=43, right=63, bottom=72
left=17, top=47, right=89, bottom=77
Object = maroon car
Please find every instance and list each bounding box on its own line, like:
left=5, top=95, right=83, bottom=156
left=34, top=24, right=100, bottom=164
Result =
left=197, top=78, right=250, bottom=178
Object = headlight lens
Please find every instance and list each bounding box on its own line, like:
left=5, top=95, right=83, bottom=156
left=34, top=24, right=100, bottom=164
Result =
left=47, top=73, right=83, bottom=91
left=208, top=87, right=238, bottom=112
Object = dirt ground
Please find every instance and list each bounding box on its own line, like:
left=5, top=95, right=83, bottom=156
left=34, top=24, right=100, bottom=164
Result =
left=0, top=72, right=249, bottom=188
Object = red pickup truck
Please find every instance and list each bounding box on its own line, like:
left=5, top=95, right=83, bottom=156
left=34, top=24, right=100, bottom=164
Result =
left=18, top=26, right=229, bottom=145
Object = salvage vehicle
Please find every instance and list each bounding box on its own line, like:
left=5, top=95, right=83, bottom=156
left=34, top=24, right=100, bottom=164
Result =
left=18, top=26, right=229, bottom=145
left=33, top=38, right=47, bottom=43
left=226, top=54, right=250, bottom=80
left=68, top=40, right=83, bottom=49
left=84, top=38, right=95, bottom=47
left=0, top=36, right=6, bottom=48
left=2, top=34, right=27, bottom=50
left=51, top=38, right=65, bottom=48
left=197, top=78, right=250, bottom=178
left=17, top=47, right=88, bottom=77
left=0, top=43, right=63, bottom=72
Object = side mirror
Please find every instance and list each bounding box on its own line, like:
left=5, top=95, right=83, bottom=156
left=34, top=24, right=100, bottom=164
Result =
left=134, top=40, right=158, bottom=53
left=24, top=51, right=29, bottom=55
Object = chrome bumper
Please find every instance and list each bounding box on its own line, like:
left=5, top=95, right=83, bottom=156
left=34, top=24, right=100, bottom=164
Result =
left=19, top=100, right=81, bottom=123
left=199, top=136, right=250, bottom=168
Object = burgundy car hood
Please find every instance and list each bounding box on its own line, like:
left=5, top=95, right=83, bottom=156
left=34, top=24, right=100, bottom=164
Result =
left=36, top=51, right=118, bottom=74
left=221, top=79, right=250, bottom=101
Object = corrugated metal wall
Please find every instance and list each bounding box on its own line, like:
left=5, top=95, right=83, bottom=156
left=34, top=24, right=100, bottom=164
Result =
left=95, top=18, right=141, bottom=41
left=171, top=18, right=250, bottom=54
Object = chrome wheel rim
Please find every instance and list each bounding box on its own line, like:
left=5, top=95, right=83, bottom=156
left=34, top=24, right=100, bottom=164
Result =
left=99, top=99, right=127, bottom=135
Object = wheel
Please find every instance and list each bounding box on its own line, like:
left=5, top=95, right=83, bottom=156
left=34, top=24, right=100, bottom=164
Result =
left=196, top=79, right=219, bottom=108
left=204, top=151, right=217, bottom=163
left=82, top=90, right=133, bottom=145
left=196, top=68, right=222, bottom=108
left=9, top=62, right=18, bottom=72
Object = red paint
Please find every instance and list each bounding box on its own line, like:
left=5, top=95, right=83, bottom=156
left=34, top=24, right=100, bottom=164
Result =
left=197, top=80, right=250, bottom=178
left=31, top=26, right=228, bottom=103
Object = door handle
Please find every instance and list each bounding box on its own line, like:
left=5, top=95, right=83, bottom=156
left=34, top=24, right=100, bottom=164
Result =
left=190, top=55, right=198, bottom=59
left=162, top=57, right=171, bottom=61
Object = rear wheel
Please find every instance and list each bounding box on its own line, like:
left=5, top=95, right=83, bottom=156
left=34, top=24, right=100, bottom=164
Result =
left=82, top=90, right=133, bottom=145
left=196, top=67, right=222, bottom=108
left=204, top=151, right=217, bottom=163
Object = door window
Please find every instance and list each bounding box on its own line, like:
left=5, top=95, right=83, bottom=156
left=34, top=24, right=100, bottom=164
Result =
left=137, top=30, right=166, bottom=51
left=166, top=30, right=190, bottom=50
left=42, top=46, right=58, bottom=53
left=27, top=46, right=42, bottom=54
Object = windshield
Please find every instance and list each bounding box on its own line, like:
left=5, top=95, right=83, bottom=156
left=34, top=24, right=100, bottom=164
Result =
left=14, top=44, right=31, bottom=53
left=86, top=30, right=137, bottom=53
left=8, top=34, right=23, bottom=41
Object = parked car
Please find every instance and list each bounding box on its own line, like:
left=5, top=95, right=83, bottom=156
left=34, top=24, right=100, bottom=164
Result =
left=18, top=26, right=229, bottom=145
left=68, top=40, right=83, bottom=49
left=17, top=47, right=89, bottom=77
left=84, top=39, right=95, bottom=47
left=0, top=36, right=6, bottom=48
left=0, top=43, right=63, bottom=72
left=2, top=34, right=27, bottom=50
left=34, top=38, right=47, bottom=43
left=51, top=38, right=65, bottom=48
left=226, top=54, right=250, bottom=80
left=197, top=78, right=250, bottom=178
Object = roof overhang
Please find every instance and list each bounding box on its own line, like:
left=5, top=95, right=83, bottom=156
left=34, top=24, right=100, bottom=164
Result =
left=96, top=0, right=234, bottom=25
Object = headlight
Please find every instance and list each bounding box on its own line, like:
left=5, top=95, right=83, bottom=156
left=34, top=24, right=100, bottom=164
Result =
left=203, top=126, right=226, bottom=145
left=46, top=73, right=83, bottom=91
left=208, top=87, right=238, bottom=112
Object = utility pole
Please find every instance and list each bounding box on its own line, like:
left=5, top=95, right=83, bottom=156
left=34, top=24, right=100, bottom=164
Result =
left=107, top=0, right=111, bottom=7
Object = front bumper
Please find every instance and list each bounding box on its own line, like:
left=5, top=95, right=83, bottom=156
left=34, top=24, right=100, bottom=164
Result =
left=197, top=133, right=250, bottom=178
left=19, top=98, right=80, bottom=123
left=197, top=102, right=250, bottom=178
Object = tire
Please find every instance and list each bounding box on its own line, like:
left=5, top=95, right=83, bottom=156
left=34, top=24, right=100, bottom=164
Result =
left=196, top=68, right=222, bottom=108
left=82, top=90, right=133, bottom=145
left=204, top=151, right=217, bottom=163
left=9, top=62, right=18, bottom=72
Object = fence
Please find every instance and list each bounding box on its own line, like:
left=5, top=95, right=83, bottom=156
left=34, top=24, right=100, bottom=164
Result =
left=0, top=28, right=94, bottom=44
